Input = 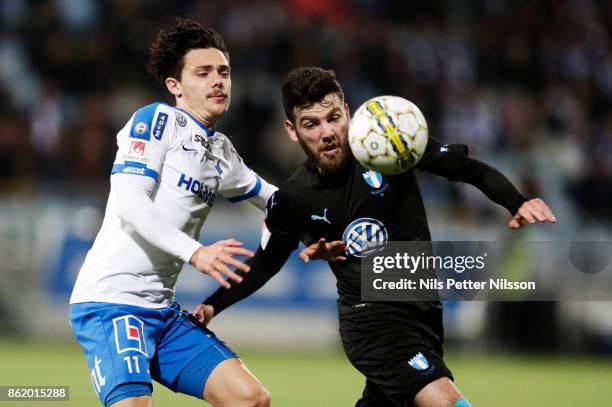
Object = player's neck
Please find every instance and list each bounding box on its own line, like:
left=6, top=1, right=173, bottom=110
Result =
left=176, top=103, right=217, bottom=129
left=310, top=157, right=353, bottom=181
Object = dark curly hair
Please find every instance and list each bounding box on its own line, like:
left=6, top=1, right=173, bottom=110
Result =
left=282, top=67, right=344, bottom=124
left=147, top=17, right=228, bottom=84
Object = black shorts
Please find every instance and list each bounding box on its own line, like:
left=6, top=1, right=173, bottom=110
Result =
left=337, top=300, right=453, bottom=407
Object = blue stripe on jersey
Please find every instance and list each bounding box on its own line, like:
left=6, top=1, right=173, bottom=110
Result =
left=226, top=176, right=262, bottom=203
left=214, top=160, right=223, bottom=175
left=111, top=163, right=159, bottom=180
left=130, top=103, right=163, bottom=141
left=175, top=107, right=215, bottom=136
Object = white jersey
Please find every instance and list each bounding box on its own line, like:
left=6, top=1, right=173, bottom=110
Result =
left=70, top=103, right=276, bottom=308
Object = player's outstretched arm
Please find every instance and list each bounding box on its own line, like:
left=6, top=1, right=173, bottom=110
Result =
left=440, top=155, right=557, bottom=228
left=196, top=189, right=301, bottom=324
left=447, top=156, right=528, bottom=215
left=508, top=198, right=557, bottom=229
left=418, top=139, right=529, bottom=215
left=453, top=157, right=559, bottom=227
left=194, top=235, right=295, bottom=324
left=418, top=139, right=557, bottom=226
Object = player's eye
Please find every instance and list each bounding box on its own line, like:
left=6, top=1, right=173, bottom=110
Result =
left=197, top=72, right=208, bottom=77
left=219, top=70, right=230, bottom=77
left=329, top=114, right=340, bottom=122
left=304, top=122, right=317, bottom=129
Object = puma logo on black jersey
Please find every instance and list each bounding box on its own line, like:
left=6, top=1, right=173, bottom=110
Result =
left=310, top=208, right=331, bottom=224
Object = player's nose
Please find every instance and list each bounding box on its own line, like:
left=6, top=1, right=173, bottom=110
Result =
left=321, top=122, right=336, bottom=140
left=321, top=132, right=335, bottom=144
left=211, top=72, right=224, bottom=88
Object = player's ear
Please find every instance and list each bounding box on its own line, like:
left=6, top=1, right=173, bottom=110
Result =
left=165, top=77, right=182, bottom=98
left=284, top=119, right=299, bottom=143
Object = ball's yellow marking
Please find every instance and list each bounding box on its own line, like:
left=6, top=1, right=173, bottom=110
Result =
left=366, top=101, right=409, bottom=161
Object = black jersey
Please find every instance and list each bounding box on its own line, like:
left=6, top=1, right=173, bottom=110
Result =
left=267, top=138, right=473, bottom=303
left=205, top=137, right=526, bottom=311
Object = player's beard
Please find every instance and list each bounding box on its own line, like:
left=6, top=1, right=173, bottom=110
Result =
left=298, top=134, right=352, bottom=175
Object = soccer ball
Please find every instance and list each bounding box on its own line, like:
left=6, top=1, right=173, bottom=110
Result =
left=348, top=95, right=429, bottom=175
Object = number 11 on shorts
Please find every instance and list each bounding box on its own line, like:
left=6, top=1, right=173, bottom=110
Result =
left=123, top=356, right=140, bottom=374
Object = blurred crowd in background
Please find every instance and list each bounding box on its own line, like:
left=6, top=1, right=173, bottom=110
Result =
left=1, top=0, right=612, bottom=356
left=1, top=0, right=611, bottom=226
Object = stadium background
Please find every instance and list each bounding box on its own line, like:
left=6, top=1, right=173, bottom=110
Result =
left=0, top=0, right=611, bottom=405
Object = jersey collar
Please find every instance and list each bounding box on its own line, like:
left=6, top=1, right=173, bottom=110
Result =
left=307, top=156, right=355, bottom=184
left=175, top=107, right=215, bottom=137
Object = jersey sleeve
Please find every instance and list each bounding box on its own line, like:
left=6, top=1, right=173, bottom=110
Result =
left=417, top=136, right=526, bottom=214
left=111, top=103, right=176, bottom=181
left=112, top=173, right=202, bottom=262
left=261, top=188, right=301, bottom=249
left=415, top=136, right=469, bottom=181
left=218, top=138, right=277, bottom=210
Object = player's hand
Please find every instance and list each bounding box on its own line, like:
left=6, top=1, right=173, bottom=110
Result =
left=192, top=304, right=215, bottom=326
left=508, top=198, right=557, bottom=229
left=190, top=239, right=254, bottom=288
left=299, top=238, right=347, bottom=263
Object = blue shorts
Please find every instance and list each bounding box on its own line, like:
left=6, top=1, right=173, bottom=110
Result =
left=70, top=302, right=237, bottom=407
